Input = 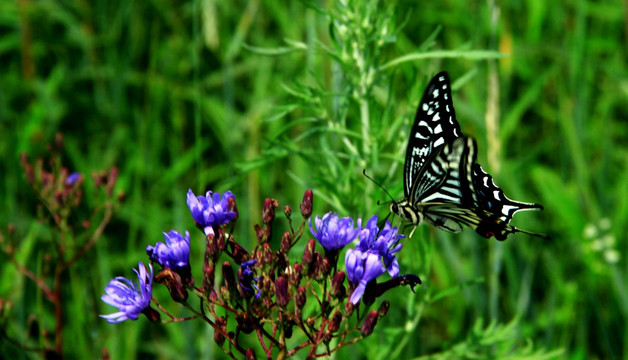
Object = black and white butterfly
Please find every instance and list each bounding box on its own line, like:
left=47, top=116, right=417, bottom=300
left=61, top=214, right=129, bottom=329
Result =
left=390, top=71, right=548, bottom=240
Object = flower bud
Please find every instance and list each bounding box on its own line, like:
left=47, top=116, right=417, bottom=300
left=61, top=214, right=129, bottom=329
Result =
left=206, top=233, right=218, bottom=258
left=229, top=240, right=250, bottom=264
left=141, top=306, right=161, bottom=323
left=328, top=310, right=342, bottom=333
left=306, top=317, right=315, bottom=328
left=280, top=231, right=292, bottom=253
left=290, top=263, right=302, bottom=286
left=302, top=239, right=315, bottom=268
left=300, top=189, right=313, bottom=218
left=295, top=286, right=307, bottom=309
left=222, top=262, right=237, bottom=296
left=155, top=268, right=188, bottom=303
left=312, top=252, right=323, bottom=280
left=344, top=300, right=354, bottom=316
left=215, top=228, right=226, bottom=253
left=283, top=205, right=292, bottom=218
left=331, top=270, right=346, bottom=299
left=275, top=276, right=289, bottom=307
left=227, top=196, right=239, bottom=222
left=262, top=243, right=273, bottom=266
left=360, top=310, right=379, bottom=337
left=261, top=198, right=279, bottom=224
left=378, top=300, right=390, bottom=317
left=202, top=252, right=215, bottom=296
left=320, top=257, right=331, bottom=277
left=208, top=288, right=219, bottom=302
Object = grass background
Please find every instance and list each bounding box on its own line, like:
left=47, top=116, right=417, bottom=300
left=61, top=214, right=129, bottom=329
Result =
left=1, top=0, right=627, bottom=359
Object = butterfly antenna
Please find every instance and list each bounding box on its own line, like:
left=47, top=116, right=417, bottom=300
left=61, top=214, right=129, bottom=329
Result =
left=362, top=169, right=395, bottom=203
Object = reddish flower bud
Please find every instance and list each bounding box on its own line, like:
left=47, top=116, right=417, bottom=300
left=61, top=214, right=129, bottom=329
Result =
left=306, top=317, right=315, bottom=328
left=295, top=286, right=307, bottom=309
left=290, top=263, right=302, bottom=286
left=156, top=268, right=188, bottom=303
left=229, top=240, right=250, bottom=264
left=344, top=300, right=355, bottom=316
left=261, top=198, right=279, bottom=224
left=283, top=205, right=292, bottom=218
left=300, top=189, right=313, bottom=218
left=302, top=239, right=315, bottom=268
left=215, top=228, right=226, bottom=253
left=331, top=270, right=346, bottom=299
left=206, top=233, right=218, bottom=257
left=280, top=231, right=292, bottom=253
left=360, top=310, right=379, bottom=337
left=378, top=300, right=390, bottom=317
left=208, top=289, right=219, bottom=302
left=227, top=196, right=239, bottom=222
left=262, top=243, right=272, bottom=266
left=222, top=261, right=237, bottom=295
left=320, top=257, right=331, bottom=277
left=141, top=306, right=161, bottom=323
left=328, top=310, right=342, bottom=333
left=275, top=276, right=289, bottom=307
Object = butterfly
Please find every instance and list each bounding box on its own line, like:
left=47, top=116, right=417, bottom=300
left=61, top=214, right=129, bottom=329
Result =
left=390, top=71, right=548, bottom=241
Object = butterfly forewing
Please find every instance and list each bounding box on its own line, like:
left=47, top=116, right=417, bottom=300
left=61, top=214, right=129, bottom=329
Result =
left=404, top=72, right=462, bottom=198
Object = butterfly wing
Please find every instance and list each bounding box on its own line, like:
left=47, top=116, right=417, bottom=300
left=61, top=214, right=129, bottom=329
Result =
left=404, top=72, right=462, bottom=198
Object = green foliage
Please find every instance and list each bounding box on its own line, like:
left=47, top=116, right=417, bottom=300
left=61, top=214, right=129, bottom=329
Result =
left=1, top=0, right=626, bottom=359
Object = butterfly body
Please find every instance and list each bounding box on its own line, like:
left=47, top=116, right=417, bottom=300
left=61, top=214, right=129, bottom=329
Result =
left=391, top=72, right=547, bottom=240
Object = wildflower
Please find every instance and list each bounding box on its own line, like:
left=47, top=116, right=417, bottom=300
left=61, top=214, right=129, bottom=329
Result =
left=187, top=189, right=237, bottom=235
left=101, top=262, right=154, bottom=323
left=146, top=230, right=190, bottom=272
left=309, top=212, right=360, bottom=251
left=345, top=250, right=385, bottom=304
left=357, top=215, right=403, bottom=277
left=239, top=260, right=261, bottom=299
left=66, top=172, right=81, bottom=186
left=344, top=216, right=405, bottom=304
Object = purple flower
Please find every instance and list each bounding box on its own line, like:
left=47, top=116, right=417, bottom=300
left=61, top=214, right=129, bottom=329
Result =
left=66, top=172, right=81, bottom=186
left=187, top=189, right=237, bottom=235
left=239, top=260, right=261, bottom=299
left=101, top=262, right=153, bottom=323
left=344, top=215, right=405, bottom=304
left=146, top=230, right=190, bottom=271
left=345, top=250, right=385, bottom=304
left=309, top=212, right=360, bottom=251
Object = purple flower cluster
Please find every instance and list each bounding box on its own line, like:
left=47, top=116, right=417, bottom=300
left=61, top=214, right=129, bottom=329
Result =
left=309, top=212, right=405, bottom=304
left=102, top=189, right=237, bottom=323
left=345, top=215, right=403, bottom=304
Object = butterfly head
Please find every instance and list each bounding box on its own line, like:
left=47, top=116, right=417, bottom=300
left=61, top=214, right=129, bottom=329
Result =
left=390, top=200, right=424, bottom=226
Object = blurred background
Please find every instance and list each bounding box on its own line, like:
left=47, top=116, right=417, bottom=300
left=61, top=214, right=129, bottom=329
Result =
left=1, top=0, right=626, bottom=359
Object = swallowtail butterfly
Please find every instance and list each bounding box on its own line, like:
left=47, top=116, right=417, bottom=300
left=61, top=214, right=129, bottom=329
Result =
left=390, top=72, right=548, bottom=240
